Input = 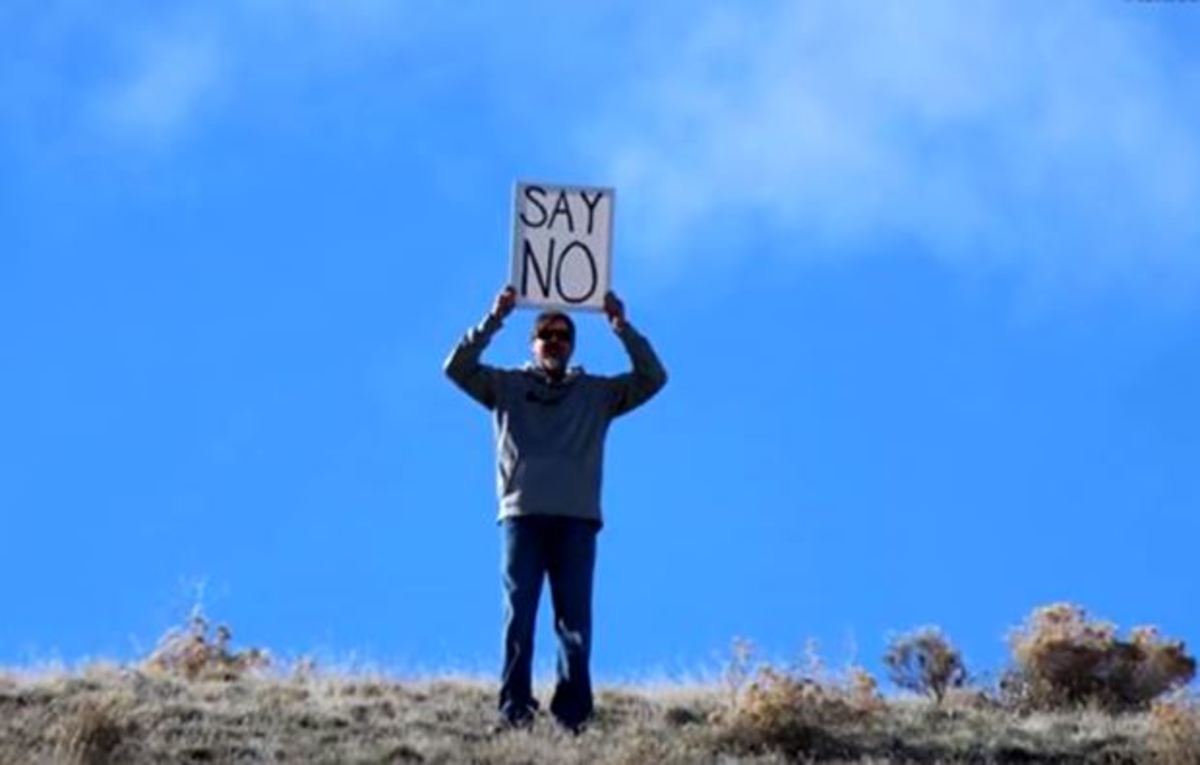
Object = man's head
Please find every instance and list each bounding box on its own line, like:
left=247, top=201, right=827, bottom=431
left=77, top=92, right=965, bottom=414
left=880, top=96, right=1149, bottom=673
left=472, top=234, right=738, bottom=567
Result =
left=530, top=310, right=575, bottom=378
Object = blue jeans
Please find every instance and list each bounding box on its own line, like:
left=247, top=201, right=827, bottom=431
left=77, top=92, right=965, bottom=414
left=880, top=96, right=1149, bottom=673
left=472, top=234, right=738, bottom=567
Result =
left=499, top=515, right=599, bottom=728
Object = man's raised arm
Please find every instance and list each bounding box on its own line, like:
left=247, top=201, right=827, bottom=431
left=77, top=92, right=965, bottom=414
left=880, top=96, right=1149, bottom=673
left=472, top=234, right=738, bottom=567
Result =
left=602, top=291, right=668, bottom=417
left=443, top=286, right=516, bottom=409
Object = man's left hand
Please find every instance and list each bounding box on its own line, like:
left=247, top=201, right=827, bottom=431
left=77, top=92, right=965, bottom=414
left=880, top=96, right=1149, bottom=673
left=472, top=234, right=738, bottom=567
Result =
left=603, top=291, right=627, bottom=332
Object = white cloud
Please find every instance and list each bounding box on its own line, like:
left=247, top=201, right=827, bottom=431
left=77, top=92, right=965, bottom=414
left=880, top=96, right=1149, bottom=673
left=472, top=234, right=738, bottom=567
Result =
left=588, top=1, right=1200, bottom=292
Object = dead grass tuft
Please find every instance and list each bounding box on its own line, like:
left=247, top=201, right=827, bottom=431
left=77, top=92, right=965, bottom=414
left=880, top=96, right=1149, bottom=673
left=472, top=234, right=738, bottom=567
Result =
left=1149, top=694, right=1200, bottom=765
left=52, top=694, right=133, bottom=765
left=140, top=607, right=270, bottom=682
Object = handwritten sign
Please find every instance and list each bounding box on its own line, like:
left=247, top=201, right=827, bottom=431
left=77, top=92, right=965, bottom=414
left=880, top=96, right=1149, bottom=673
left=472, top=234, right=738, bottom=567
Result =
left=510, top=182, right=613, bottom=311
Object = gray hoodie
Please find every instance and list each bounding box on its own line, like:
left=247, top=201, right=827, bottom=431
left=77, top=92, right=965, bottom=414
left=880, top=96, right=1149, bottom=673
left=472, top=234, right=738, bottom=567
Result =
left=444, top=313, right=667, bottom=526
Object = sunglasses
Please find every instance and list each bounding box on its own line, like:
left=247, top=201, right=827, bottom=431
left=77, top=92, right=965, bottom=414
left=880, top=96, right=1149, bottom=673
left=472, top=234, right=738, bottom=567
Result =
left=536, top=329, right=573, bottom=343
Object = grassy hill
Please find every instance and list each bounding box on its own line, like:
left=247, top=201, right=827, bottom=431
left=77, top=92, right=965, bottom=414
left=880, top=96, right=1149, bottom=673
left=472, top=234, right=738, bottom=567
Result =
left=2, top=604, right=1197, bottom=764
left=3, top=664, right=1197, bottom=763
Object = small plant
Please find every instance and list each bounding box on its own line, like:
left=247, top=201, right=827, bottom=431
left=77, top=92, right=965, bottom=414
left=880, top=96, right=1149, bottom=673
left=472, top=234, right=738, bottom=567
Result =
left=845, top=665, right=885, bottom=713
left=722, top=636, right=756, bottom=710
left=883, top=626, right=967, bottom=704
left=142, top=607, right=269, bottom=681
left=1004, top=603, right=1196, bottom=712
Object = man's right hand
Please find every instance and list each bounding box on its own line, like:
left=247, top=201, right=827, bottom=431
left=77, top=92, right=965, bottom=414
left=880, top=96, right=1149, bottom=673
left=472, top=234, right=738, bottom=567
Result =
left=490, top=286, right=517, bottom=321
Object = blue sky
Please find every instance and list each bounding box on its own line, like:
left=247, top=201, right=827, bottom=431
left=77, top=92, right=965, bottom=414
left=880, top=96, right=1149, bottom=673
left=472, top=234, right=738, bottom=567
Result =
left=2, top=0, right=1198, bottom=688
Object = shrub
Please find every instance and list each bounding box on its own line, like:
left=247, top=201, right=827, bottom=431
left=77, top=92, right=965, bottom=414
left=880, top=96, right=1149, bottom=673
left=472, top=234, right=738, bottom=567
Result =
left=141, top=608, right=269, bottom=682
left=1004, top=603, right=1196, bottom=712
left=883, top=626, right=968, bottom=704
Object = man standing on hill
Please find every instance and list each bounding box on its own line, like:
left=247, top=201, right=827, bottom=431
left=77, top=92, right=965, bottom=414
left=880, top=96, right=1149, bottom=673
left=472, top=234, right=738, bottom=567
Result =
left=444, top=285, right=667, bottom=734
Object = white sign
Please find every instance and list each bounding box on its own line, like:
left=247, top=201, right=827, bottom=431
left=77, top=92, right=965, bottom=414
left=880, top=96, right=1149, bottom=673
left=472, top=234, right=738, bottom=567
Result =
left=510, top=182, right=613, bottom=311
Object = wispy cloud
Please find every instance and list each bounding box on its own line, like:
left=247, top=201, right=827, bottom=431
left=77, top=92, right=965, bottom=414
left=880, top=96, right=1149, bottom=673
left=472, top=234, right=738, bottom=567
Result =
left=98, top=30, right=224, bottom=141
left=12, top=1, right=424, bottom=149
left=588, top=2, right=1200, bottom=293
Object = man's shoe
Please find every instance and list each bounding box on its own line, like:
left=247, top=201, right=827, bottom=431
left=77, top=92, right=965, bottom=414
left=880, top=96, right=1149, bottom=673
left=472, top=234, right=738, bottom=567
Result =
left=492, top=712, right=535, bottom=734
left=554, top=717, right=589, bottom=736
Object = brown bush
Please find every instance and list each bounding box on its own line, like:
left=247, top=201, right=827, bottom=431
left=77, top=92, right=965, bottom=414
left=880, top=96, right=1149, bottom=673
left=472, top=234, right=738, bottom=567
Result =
left=141, top=608, right=269, bottom=681
left=724, top=667, right=873, bottom=757
left=883, top=626, right=968, bottom=704
left=718, top=640, right=881, bottom=759
left=1004, top=603, right=1196, bottom=712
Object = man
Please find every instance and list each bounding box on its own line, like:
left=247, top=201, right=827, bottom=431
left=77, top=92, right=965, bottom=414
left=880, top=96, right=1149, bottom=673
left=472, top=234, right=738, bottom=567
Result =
left=443, top=285, right=667, bottom=733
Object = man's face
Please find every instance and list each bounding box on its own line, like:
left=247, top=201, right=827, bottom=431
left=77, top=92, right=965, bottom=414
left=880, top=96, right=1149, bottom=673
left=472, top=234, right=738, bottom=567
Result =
left=532, top=319, right=574, bottom=374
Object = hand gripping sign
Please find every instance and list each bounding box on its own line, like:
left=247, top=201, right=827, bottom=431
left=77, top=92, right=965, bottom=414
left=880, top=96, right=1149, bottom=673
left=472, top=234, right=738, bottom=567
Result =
left=510, top=182, right=614, bottom=312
